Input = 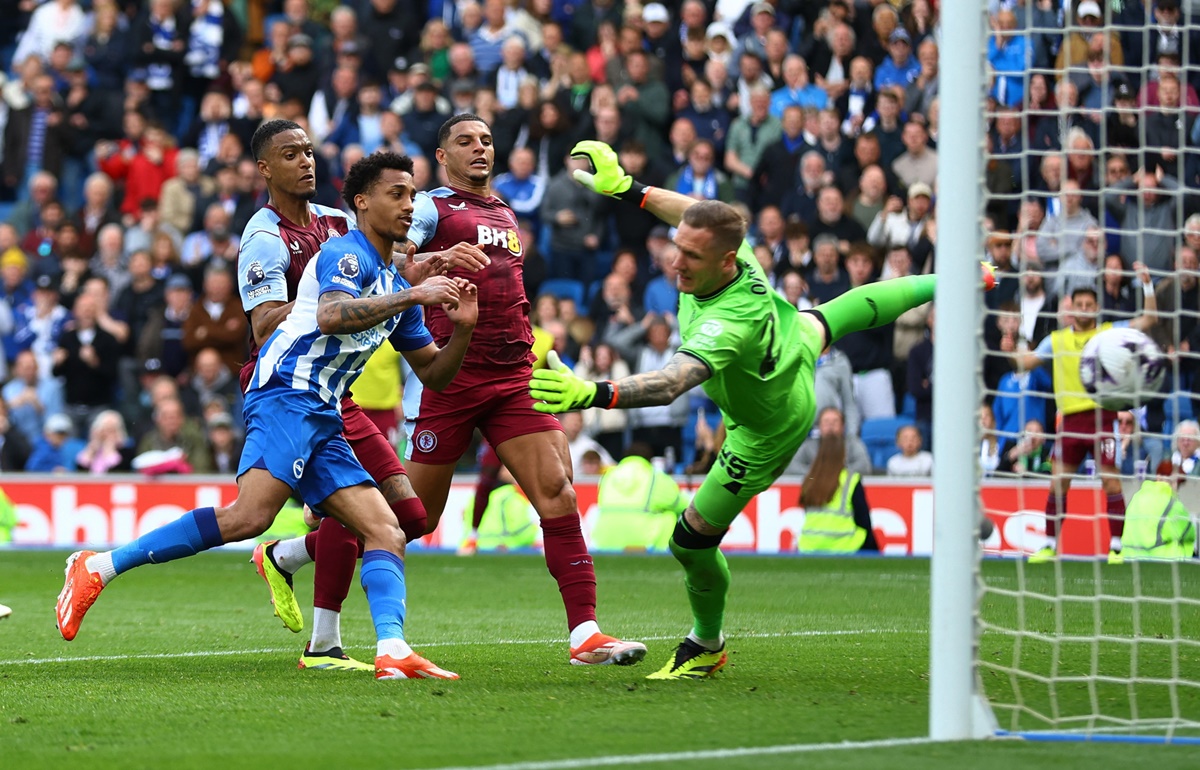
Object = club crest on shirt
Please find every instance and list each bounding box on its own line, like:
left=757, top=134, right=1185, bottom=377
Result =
left=246, top=260, right=266, bottom=285
left=338, top=254, right=360, bottom=278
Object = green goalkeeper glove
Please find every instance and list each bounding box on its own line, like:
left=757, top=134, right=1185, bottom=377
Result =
left=570, top=140, right=650, bottom=203
left=530, top=351, right=615, bottom=413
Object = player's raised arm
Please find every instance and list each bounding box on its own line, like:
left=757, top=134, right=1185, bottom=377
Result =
left=530, top=350, right=712, bottom=412
left=1129, top=260, right=1158, bottom=332
left=570, top=140, right=697, bottom=228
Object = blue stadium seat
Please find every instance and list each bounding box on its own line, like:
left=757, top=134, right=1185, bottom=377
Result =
left=860, top=417, right=914, bottom=471
left=901, top=393, right=917, bottom=419
left=535, top=278, right=585, bottom=307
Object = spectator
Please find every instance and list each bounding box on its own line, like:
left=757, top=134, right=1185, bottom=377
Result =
left=807, top=234, right=849, bottom=305
left=667, top=139, right=734, bottom=203
left=1036, top=180, right=1099, bottom=274
left=987, top=9, right=1028, bottom=108
left=814, top=346, right=860, bottom=438
left=797, top=431, right=878, bottom=552
left=542, top=159, right=604, bottom=285
left=492, top=147, right=546, bottom=229
left=810, top=108, right=852, bottom=177
left=787, top=406, right=872, bottom=479
left=850, top=165, right=888, bottom=233
left=573, top=342, right=629, bottom=459
left=205, top=411, right=242, bottom=475
left=1017, top=269, right=1056, bottom=347
left=616, top=50, right=671, bottom=158
left=25, top=413, right=86, bottom=473
left=627, top=315, right=686, bottom=462
left=874, top=28, right=919, bottom=92
left=868, top=181, right=932, bottom=251
left=116, top=123, right=178, bottom=219
left=181, top=267, right=246, bottom=375
left=8, top=171, right=59, bottom=239
left=158, top=150, right=214, bottom=238
left=904, top=39, right=939, bottom=119
left=74, top=175, right=122, bottom=260
left=270, top=34, right=321, bottom=108
left=558, top=409, right=615, bottom=474
left=73, top=409, right=134, bottom=474
left=136, top=396, right=213, bottom=473
left=189, top=347, right=242, bottom=422
left=836, top=56, right=877, bottom=137
left=810, top=186, right=866, bottom=248
left=113, top=250, right=165, bottom=350
left=2, top=75, right=69, bottom=198
left=1100, top=254, right=1136, bottom=322
left=1115, top=411, right=1162, bottom=478
left=1171, top=420, right=1200, bottom=476
left=998, top=418, right=1052, bottom=476
left=891, top=120, right=937, bottom=192
left=130, top=0, right=190, bottom=129
left=138, top=273, right=193, bottom=379
left=0, top=399, right=32, bottom=472
left=1151, top=246, right=1200, bottom=394
left=769, top=55, right=828, bottom=118
left=979, top=404, right=1001, bottom=476
left=810, top=22, right=856, bottom=102
left=887, top=424, right=933, bottom=477
left=12, top=274, right=69, bottom=379
left=193, top=162, right=256, bottom=237
left=677, top=77, right=732, bottom=155
left=53, top=291, right=121, bottom=433
left=2, top=349, right=64, bottom=446
left=781, top=150, right=828, bottom=224
left=644, top=243, right=680, bottom=316
left=1056, top=1, right=1124, bottom=77
left=180, top=203, right=239, bottom=277
left=742, top=98, right=794, bottom=207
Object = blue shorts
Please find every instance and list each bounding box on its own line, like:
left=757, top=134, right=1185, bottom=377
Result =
left=238, top=386, right=374, bottom=508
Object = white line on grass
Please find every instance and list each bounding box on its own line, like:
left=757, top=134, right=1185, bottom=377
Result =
left=415, top=736, right=938, bottom=770
left=0, top=627, right=924, bottom=666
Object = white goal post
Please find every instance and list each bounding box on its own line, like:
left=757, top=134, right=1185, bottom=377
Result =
left=930, top=0, right=1200, bottom=745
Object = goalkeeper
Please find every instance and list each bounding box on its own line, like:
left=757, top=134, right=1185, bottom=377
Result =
left=531, top=140, right=987, bottom=680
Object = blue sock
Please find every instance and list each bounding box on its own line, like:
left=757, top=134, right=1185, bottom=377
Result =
left=111, top=507, right=224, bottom=575
left=360, top=550, right=407, bottom=642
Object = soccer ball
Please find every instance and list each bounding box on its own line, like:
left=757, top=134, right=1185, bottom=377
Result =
left=1079, top=327, right=1167, bottom=410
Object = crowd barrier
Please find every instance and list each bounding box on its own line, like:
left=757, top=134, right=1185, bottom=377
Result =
left=0, top=475, right=1125, bottom=556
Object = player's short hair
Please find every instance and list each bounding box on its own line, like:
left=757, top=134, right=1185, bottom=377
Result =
left=1071, top=285, right=1099, bottom=301
left=341, top=151, right=415, bottom=210
left=681, top=200, right=747, bottom=257
left=251, top=119, right=303, bottom=161
left=437, top=113, right=491, bottom=149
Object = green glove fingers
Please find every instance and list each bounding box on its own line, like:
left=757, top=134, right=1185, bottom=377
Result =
left=529, top=351, right=598, bottom=413
left=570, top=140, right=634, bottom=198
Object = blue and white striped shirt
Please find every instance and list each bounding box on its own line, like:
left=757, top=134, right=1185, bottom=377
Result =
left=249, top=229, right=433, bottom=408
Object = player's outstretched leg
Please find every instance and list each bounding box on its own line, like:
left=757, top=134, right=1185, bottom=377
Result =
left=647, top=512, right=729, bottom=680
left=57, top=471, right=290, bottom=641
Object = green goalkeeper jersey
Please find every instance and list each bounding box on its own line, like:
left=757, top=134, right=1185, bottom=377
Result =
left=677, top=241, right=822, bottom=444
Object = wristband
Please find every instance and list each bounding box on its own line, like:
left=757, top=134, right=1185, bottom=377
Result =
left=1143, top=283, right=1154, bottom=298
left=592, top=380, right=618, bottom=409
left=616, top=180, right=652, bottom=208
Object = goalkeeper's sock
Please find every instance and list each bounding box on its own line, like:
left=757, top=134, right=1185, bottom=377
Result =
left=1106, top=493, right=1126, bottom=542
left=669, top=531, right=730, bottom=642
left=814, top=275, right=936, bottom=343
left=686, top=631, right=725, bottom=652
left=107, top=507, right=224, bottom=577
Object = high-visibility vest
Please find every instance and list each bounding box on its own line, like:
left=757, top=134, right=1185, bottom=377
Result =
left=592, top=456, right=685, bottom=552
left=0, top=488, right=16, bottom=545
left=1123, top=480, right=1197, bottom=560
left=798, top=470, right=868, bottom=553
left=475, top=484, right=539, bottom=551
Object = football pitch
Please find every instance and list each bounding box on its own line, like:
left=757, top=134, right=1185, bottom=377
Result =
left=1, top=550, right=1198, bottom=770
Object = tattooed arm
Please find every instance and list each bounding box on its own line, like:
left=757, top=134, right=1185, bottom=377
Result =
left=610, top=352, right=712, bottom=408
left=315, top=276, right=461, bottom=335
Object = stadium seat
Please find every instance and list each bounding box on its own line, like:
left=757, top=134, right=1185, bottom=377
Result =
left=536, top=278, right=585, bottom=307
left=860, top=417, right=914, bottom=471
left=901, top=393, right=917, bottom=419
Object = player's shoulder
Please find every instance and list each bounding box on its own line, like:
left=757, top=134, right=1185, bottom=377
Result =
left=242, top=207, right=284, bottom=241
left=310, top=203, right=354, bottom=224
left=422, top=186, right=459, bottom=201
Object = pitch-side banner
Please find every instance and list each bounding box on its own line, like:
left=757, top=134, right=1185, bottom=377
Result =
left=0, top=476, right=1123, bottom=556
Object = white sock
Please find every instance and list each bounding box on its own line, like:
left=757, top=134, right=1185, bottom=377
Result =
left=569, top=620, right=601, bottom=648
left=687, top=631, right=725, bottom=652
left=1111, top=536, right=1123, bottom=552
left=468, top=528, right=479, bottom=538
left=377, top=637, right=414, bottom=659
left=309, top=608, right=342, bottom=653
left=85, top=552, right=117, bottom=586
left=271, top=537, right=313, bottom=575
left=1045, top=537, right=1057, bottom=551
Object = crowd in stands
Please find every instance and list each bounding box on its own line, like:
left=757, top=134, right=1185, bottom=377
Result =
left=2, top=0, right=1200, bottom=481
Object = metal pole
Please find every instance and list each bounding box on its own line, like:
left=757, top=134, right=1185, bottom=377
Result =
left=930, top=0, right=987, bottom=742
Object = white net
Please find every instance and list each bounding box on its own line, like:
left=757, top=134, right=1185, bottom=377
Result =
left=973, top=0, right=1200, bottom=741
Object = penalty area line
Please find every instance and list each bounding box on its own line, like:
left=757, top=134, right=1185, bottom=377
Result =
left=414, top=736, right=938, bottom=770
left=0, top=627, right=922, bottom=667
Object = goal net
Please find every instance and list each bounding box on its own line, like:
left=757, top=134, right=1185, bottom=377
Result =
left=966, top=0, right=1200, bottom=743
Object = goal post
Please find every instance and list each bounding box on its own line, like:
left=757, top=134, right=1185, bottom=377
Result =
left=932, top=0, right=1200, bottom=745
left=929, top=0, right=993, bottom=742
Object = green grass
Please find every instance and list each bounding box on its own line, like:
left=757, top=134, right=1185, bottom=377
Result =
left=1, top=551, right=1198, bottom=769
